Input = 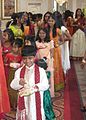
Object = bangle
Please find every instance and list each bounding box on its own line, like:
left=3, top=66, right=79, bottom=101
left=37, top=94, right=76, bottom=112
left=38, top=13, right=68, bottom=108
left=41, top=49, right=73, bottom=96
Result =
left=82, top=59, right=86, bottom=63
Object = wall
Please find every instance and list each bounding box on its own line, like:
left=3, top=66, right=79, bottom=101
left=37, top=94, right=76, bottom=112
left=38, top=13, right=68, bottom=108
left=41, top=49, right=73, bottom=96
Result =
left=0, top=0, right=86, bottom=31
left=68, top=0, right=86, bottom=15
left=18, top=0, right=53, bottom=14
left=0, top=0, right=54, bottom=31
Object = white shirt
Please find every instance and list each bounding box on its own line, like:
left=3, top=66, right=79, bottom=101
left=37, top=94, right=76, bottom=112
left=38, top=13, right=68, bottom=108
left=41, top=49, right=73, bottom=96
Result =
left=10, top=64, right=49, bottom=120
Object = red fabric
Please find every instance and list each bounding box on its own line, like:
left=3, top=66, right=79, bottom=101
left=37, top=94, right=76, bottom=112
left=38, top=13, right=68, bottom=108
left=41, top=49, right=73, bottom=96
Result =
left=35, top=64, right=42, bottom=120
left=0, top=48, right=10, bottom=113
left=5, top=52, right=22, bottom=65
left=18, top=66, right=26, bottom=110
left=64, top=61, right=84, bottom=120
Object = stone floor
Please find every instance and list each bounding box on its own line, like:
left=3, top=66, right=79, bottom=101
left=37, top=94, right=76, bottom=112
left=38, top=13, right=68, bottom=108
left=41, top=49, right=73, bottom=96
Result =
left=74, top=61, right=86, bottom=120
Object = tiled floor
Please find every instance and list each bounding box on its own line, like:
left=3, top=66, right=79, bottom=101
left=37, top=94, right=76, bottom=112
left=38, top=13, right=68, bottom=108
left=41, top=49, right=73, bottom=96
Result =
left=74, top=61, right=86, bottom=119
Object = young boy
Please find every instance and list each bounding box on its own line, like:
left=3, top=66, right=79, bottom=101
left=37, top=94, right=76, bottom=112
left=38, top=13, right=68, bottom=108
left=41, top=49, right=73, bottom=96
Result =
left=10, top=45, right=49, bottom=120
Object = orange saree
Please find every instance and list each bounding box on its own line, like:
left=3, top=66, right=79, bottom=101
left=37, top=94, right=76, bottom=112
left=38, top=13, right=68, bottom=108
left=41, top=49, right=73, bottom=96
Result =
left=50, top=29, right=65, bottom=91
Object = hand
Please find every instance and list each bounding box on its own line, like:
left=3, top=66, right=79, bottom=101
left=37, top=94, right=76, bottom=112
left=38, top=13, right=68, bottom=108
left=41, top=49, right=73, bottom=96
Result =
left=10, top=63, right=20, bottom=68
left=80, top=59, right=86, bottom=69
left=80, top=62, right=85, bottom=69
left=19, top=78, right=27, bottom=86
left=19, top=87, right=35, bottom=97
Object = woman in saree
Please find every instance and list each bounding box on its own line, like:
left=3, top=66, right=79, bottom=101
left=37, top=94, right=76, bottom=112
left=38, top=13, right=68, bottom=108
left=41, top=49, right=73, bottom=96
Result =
left=0, top=40, right=10, bottom=118
left=47, top=14, right=65, bottom=91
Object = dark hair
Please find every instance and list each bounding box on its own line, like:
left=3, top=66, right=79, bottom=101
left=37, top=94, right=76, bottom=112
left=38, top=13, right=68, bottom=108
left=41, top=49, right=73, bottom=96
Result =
left=43, top=11, right=52, bottom=23
left=28, top=12, right=34, bottom=21
left=13, top=38, right=23, bottom=48
left=24, top=35, right=35, bottom=42
left=75, top=8, right=84, bottom=18
left=10, top=13, right=24, bottom=32
left=17, top=12, right=24, bottom=32
left=36, top=28, right=50, bottom=42
left=24, top=35, right=36, bottom=48
left=53, top=11, right=64, bottom=28
left=3, top=28, right=15, bottom=45
left=63, top=10, right=74, bottom=21
left=21, top=45, right=36, bottom=56
left=10, top=13, right=17, bottom=25
left=35, top=57, right=48, bottom=70
left=22, top=12, right=30, bottom=26
left=6, top=20, right=12, bottom=28
left=28, top=12, right=33, bottom=17
left=48, top=15, right=57, bottom=38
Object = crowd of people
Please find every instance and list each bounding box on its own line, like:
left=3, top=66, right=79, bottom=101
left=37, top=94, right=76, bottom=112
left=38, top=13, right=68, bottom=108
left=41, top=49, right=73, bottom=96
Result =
left=0, top=7, right=86, bottom=120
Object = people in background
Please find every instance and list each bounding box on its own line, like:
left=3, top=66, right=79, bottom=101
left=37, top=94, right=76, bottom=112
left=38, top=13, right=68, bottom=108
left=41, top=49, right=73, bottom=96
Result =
left=2, top=28, right=15, bottom=58
left=24, top=35, right=36, bottom=48
left=21, top=12, right=35, bottom=37
left=4, top=40, right=22, bottom=111
left=2, top=28, right=15, bottom=82
left=9, top=13, right=24, bottom=39
left=70, top=8, right=86, bottom=59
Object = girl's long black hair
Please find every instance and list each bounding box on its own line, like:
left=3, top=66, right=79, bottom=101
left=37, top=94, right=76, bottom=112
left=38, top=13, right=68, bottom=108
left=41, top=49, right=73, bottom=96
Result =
left=3, top=28, right=15, bottom=45
left=47, top=15, right=57, bottom=38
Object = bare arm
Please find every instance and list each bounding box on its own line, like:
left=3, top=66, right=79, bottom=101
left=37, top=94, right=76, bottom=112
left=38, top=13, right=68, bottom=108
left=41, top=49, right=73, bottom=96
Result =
left=63, top=30, right=72, bottom=41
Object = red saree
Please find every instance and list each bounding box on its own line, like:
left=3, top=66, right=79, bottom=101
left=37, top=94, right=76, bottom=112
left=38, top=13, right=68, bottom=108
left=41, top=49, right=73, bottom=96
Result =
left=0, top=48, right=10, bottom=114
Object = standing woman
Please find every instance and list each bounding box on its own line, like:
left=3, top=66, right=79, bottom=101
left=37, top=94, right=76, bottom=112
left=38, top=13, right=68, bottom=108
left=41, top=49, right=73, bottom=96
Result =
left=21, top=12, right=35, bottom=37
left=70, top=8, right=86, bottom=59
left=41, top=11, right=52, bottom=29
left=53, top=11, right=72, bottom=77
left=9, top=13, right=24, bottom=39
left=0, top=40, right=10, bottom=118
left=47, top=14, right=65, bottom=91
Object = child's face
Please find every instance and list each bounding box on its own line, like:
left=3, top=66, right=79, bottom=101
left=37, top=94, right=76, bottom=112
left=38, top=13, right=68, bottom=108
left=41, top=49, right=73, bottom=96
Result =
left=12, top=45, right=19, bottom=54
left=48, top=17, right=55, bottom=27
left=39, top=30, right=46, bottom=40
left=23, top=56, right=35, bottom=67
left=44, top=13, right=50, bottom=22
left=2, top=32, right=8, bottom=42
left=77, top=9, right=82, bottom=16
